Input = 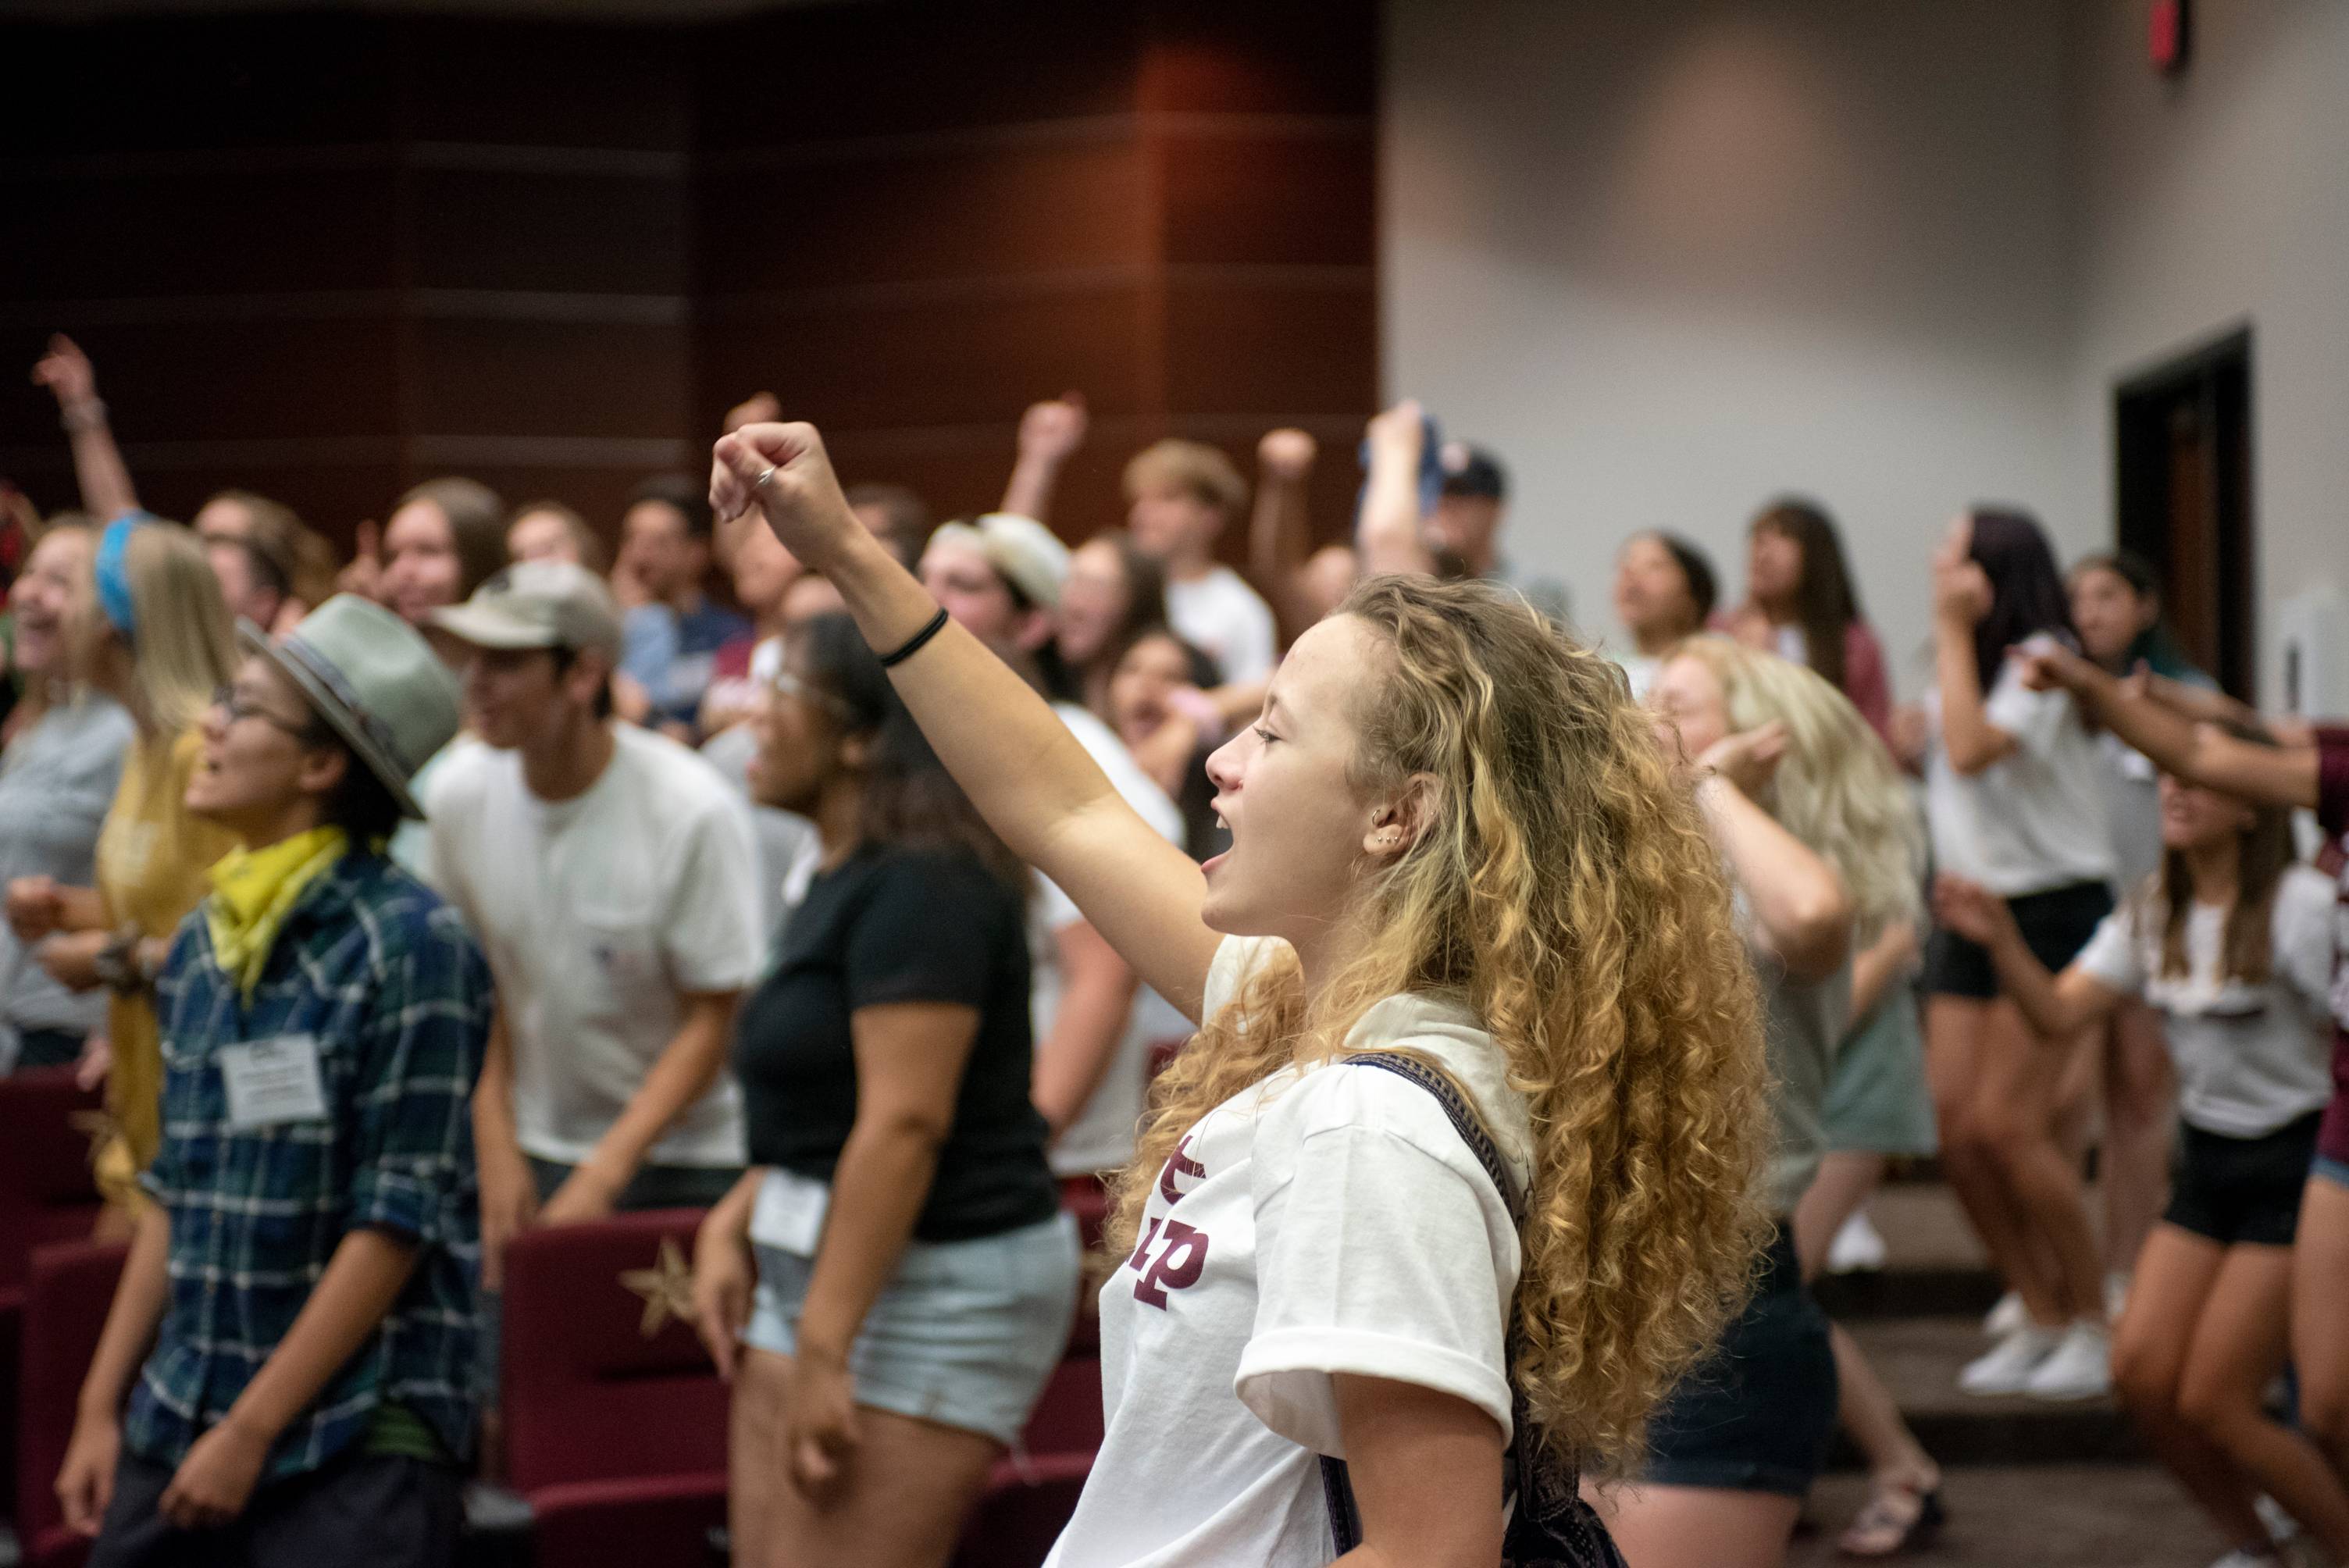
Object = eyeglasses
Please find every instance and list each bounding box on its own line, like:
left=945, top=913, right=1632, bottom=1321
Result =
left=766, top=669, right=857, bottom=720
left=212, top=685, right=321, bottom=739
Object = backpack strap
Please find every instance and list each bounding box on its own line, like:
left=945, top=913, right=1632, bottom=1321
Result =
left=1317, top=1052, right=1624, bottom=1566
left=1321, top=1050, right=1519, bottom=1556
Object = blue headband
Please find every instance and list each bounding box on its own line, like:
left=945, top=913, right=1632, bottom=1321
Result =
left=94, top=514, right=150, bottom=642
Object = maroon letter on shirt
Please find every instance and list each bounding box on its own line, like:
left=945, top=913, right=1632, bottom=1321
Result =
left=1134, top=1221, right=1209, bottom=1309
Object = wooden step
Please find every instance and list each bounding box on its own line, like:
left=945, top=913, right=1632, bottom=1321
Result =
left=1824, top=1317, right=2140, bottom=1470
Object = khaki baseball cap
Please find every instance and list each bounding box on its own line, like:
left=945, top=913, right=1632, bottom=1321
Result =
left=428, top=560, right=624, bottom=658
left=925, top=513, right=1070, bottom=610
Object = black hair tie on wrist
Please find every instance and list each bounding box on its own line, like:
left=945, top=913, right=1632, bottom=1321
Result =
left=879, top=607, right=952, bottom=668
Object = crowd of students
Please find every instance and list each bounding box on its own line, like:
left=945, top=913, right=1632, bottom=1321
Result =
left=2, top=327, right=2346, bottom=1568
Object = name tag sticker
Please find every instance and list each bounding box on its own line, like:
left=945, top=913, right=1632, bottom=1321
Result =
left=749, top=1167, right=831, bottom=1256
left=219, top=1036, right=329, bottom=1131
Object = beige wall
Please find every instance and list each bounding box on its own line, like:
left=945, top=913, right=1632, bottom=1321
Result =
left=1386, top=0, right=2347, bottom=702
left=2063, top=0, right=2349, bottom=707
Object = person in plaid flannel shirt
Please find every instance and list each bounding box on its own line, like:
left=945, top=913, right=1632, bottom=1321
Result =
left=55, top=595, right=490, bottom=1568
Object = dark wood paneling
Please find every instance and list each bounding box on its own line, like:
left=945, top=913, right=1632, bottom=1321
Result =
left=2, top=2, right=1376, bottom=573
left=698, top=2, right=1141, bottom=148
left=411, top=169, right=692, bottom=294
left=0, top=169, right=403, bottom=298
left=411, top=319, right=690, bottom=440
left=697, top=137, right=1149, bottom=295
left=21, top=318, right=402, bottom=444
left=1158, top=128, right=1376, bottom=266
left=405, top=19, right=690, bottom=151
left=1162, top=273, right=1378, bottom=418
left=699, top=286, right=1147, bottom=433
left=0, top=16, right=400, bottom=156
left=1142, top=2, right=1379, bottom=115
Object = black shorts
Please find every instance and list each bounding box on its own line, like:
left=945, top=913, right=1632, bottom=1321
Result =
left=1924, top=879, right=2115, bottom=1000
left=1642, top=1229, right=1837, bottom=1497
left=2165, top=1113, right=2322, bottom=1248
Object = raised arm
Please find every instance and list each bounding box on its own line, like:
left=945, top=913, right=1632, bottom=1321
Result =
left=1249, top=427, right=1321, bottom=643
left=1929, top=548, right=2012, bottom=777
left=1000, top=393, right=1087, bottom=526
left=2023, top=644, right=2319, bottom=810
left=1694, top=725, right=1852, bottom=982
left=31, top=336, right=140, bottom=522
left=1355, top=402, right=1438, bottom=580
left=715, top=421, right=1224, bottom=1021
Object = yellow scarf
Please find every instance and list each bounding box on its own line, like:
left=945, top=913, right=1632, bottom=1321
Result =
left=204, top=827, right=349, bottom=998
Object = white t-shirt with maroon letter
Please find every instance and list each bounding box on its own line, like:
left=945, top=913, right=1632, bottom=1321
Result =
left=1043, top=936, right=1533, bottom=1567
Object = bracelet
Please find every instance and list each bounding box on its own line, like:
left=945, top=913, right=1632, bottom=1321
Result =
left=878, top=607, right=951, bottom=669
left=92, top=925, right=148, bottom=996
left=60, top=400, right=108, bottom=433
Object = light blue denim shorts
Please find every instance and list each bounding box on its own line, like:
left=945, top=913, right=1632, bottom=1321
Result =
left=745, top=1210, right=1079, bottom=1447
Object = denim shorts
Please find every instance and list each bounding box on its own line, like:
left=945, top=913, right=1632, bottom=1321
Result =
left=745, top=1210, right=1080, bottom=1447
left=1642, top=1229, right=1837, bottom=1496
left=2313, top=1155, right=2349, bottom=1192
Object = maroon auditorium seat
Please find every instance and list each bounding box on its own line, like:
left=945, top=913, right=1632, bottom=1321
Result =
left=0, top=1067, right=105, bottom=1303
left=14, top=1241, right=127, bottom=1568
left=0, top=1067, right=105, bottom=1541
left=949, top=1451, right=1093, bottom=1568
left=500, top=1209, right=727, bottom=1568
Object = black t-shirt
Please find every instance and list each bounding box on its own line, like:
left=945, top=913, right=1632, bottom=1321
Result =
left=732, top=842, right=1058, bottom=1242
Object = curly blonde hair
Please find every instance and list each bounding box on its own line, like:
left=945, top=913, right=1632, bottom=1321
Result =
left=1107, top=576, right=1772, bottom=1476
left=1666, top=635, right=1923, bottom=941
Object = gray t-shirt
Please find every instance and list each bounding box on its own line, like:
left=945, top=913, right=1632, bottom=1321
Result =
left=1747, top=920, right=1849, bottom=1216
left=0, top=697, right=137, bottom=1064
left=2074, top=865, right=2336, bottom=1137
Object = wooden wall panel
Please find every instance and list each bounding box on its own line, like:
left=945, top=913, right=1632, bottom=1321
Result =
left=2, top=3, right=1374, bottom=565
left=700, top=137, right=1150, bottom=294
left=409, top=169, right=692, bottom=295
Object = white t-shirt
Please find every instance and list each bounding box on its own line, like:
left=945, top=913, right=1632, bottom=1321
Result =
left=1045, top=936, right=1531, bottom=1568
left=1611, top=650, right=1660, bottom=703
left=424, top=725, right=765, bottom=1167
left=2074, top=864, right=2337, bottom=1138
left=1039, top=704, right=1187, bottom=1177
left=1166, top=566, right=1278, bottom=686
left=1924, top=657, right=2114, bottom=896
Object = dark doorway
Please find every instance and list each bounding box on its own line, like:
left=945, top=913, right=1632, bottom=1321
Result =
left=2114, top=327, right=2255, bottom=699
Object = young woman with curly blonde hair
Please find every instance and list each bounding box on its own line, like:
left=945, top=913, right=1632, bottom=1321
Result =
left=711, top=419, right=1771, bottom=1568
left=1646, top=636, right=1944, bottom=1559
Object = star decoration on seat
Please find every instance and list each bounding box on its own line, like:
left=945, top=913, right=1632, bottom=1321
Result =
left=620, top=1237, right=696, bottom=1338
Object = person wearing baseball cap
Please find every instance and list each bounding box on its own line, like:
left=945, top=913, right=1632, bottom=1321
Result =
left=58, top=594, right=494, bottom=1566
left=1433, top=439, right=1570, bottom=626
left=421, top=560, right=762, bottom=1285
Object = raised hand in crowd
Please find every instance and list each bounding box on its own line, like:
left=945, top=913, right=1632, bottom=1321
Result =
left=1356, top=399, right=1438, bottom=579
left=1697, top=718, right=1789, bottom=799
left=1001, top=390, right=1089, bottom=524
left=30, top=333, right=140, bottom=523
left=336, top=519, right=383, bottom=601
left=1248, top=426, right=1336, bottom=643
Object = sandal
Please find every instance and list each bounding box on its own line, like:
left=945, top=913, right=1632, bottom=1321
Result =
left=1837, top=1481, right=1946, bottom=1558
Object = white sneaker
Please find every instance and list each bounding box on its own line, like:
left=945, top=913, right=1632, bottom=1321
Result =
left=1959, top=1324, right=2062, bottom=1395
left=2106, top=1270, right=2133, bottom=1322
left=2024, top=1322, right=2113, bottom=1402
left=2205, top=1550, right=2280, bottom=1568
left=1827, top=1210, right=1889, bottom=1274
left=1983, top=1290, right=2026, bottom=1338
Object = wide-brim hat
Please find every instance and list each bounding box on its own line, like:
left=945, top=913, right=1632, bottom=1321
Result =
left=927, top=512, right=1070, bottom=611
left=239, top=595, right=463, bottom=819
